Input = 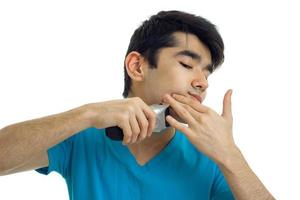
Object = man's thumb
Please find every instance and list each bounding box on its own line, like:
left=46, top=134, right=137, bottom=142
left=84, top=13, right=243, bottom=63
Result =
left=222, top=89, right=233, bottom=119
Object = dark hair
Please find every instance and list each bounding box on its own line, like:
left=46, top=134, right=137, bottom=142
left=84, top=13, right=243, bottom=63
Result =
left=122, top=10, right=224, bottom=98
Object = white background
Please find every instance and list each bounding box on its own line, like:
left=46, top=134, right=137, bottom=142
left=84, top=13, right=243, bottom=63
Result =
left=0, top=0, right=299, bottom=199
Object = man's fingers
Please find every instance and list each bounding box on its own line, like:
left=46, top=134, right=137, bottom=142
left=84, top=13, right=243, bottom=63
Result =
left=142, top=105, right=156, bottom=137
left=122, top=120, right=133, bottom=145
left=222, top=89, right=233, bottom=119
left=129, top=116, right=140, bottom=143
left=165, top=115, right=191, bottom=137
left=163, top=94, right=197, bottom=125
left=171, top=93, right=210, bottom=113
left=136, top=110, right=149, bottom=142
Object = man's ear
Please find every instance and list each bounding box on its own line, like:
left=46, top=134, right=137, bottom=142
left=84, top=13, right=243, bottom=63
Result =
left=125, top=51, right=146, bottom=82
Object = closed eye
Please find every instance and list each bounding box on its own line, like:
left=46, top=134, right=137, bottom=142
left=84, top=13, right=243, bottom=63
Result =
left=179, top=62, right=192, bottom=69
left=180, top=61, right=210, bottom=80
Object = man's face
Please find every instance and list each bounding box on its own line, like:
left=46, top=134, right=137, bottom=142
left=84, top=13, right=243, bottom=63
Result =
left=141, top=32, right=213, bottom=123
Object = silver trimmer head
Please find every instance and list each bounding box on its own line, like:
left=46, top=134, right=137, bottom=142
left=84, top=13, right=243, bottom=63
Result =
left=150, top=103, right=171, bottom=132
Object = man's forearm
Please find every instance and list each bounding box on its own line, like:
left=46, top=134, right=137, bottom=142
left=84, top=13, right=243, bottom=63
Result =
left=0, top=104, right=92, bottom=173
left=218, top=147, right=275, bottom=200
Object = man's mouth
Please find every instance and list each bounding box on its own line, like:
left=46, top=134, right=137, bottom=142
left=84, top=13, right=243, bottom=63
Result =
left=188, top=92, right=203, bottom=103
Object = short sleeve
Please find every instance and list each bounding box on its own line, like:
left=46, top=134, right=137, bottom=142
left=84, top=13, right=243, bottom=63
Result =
left=210, top=165, right=235, bottom=200
left=35, top=135, right=75, bottom=177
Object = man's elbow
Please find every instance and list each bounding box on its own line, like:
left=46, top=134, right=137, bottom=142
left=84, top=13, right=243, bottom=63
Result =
left=0, top=150, right=16, bottom=176
left=0, top=161, right=28, bottom=176
left=0, top=129, right=17, bottom=176
left=0, top=170, right=11, bottom=176
left=0, top=164, right=13, bottom=176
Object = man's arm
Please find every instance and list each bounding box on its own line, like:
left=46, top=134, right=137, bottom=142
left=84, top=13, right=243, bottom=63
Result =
left=0, top=97, right=157, bottom=176
left=217, top=146, right=275, bottom=200
left=0, top=104, right=92, bottom=176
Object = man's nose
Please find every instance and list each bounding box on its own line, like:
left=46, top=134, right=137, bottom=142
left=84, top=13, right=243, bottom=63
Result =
left=192, top=73, right=209, bottom=91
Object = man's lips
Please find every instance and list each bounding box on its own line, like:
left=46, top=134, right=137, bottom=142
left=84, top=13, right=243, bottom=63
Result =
left=188, top=92, right=203, bottom=103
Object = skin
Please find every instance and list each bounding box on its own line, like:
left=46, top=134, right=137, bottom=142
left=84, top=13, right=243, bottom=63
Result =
left=0, top=31, right=275, bottom=199
left=125, top=32, right=212, bottom=163
left=125, top=32, right=211, bottom=160
left=125, top=31, right=275, bottom=199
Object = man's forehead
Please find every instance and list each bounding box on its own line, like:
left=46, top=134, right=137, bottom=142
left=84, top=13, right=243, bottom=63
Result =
left=171, top=32, right=211, bottom=61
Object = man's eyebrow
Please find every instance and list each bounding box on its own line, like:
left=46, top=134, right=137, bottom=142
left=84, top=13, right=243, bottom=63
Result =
left=174, top=50, right=213, bottom=73
left=174, top=50, right=201, bottom=62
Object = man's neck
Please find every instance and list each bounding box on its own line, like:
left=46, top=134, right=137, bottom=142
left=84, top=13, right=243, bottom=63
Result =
left=127, top=127, right=176, bottom=164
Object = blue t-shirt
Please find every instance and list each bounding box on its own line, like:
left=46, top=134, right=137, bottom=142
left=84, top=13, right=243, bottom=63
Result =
left=36, top=127, right=234, bottom=200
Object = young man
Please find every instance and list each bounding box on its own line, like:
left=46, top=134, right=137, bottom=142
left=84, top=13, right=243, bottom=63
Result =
left=0, top=10, right=274, bottom=199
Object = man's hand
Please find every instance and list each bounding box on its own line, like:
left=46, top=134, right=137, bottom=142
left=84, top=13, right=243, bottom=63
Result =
left=163, top=90, right=275, bottom=199
left=162, top=89, right=236, bottom=164
left=87, top=97, right=156, bottom=145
